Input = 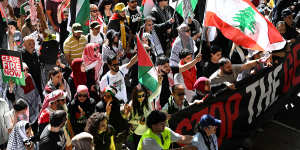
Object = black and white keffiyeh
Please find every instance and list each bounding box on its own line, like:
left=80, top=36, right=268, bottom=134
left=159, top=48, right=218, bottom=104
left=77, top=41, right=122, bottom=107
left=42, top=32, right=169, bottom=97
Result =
left=7, top=120, right=29, bottom=150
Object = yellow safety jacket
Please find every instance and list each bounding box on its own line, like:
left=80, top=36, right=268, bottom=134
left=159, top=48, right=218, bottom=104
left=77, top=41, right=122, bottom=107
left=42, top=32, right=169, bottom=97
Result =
left=137, top=127, right=172, bottom=150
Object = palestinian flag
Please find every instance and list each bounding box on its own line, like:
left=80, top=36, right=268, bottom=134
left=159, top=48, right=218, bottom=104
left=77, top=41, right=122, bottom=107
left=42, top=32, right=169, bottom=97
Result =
left=141, top=0, right=154, bottom=17
left=69, top=0, right=90, bottom=34
left=204, top=0, right=286, bottom=51
left=0, top=49, right=25, bottom=86
left=170, top=0, right=198, bottom=19
left=137, top=35, right=158, bottom=92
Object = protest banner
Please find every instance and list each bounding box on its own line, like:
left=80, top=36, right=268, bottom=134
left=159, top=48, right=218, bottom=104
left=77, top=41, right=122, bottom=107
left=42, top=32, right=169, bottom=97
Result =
left=0, top=49, right=25, bottom=86
left=168, top=40, right=300, bottom=148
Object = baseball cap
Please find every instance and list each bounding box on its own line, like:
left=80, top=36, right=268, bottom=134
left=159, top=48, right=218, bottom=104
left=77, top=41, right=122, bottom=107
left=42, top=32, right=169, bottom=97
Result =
left=199, top=114, right=221, bottom=127
left=90, top=21, right=101, bottom=29
left=72, top=23, right=83, bottom=33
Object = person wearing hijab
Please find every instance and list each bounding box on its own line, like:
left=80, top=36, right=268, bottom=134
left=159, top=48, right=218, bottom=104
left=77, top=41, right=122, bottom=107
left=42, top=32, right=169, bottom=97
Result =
left=68, top=85, right=96, bottom=134
left=170, top=23, right=197, bottom=67
left=6, top=63, right=41, bottom=135
left=71, top=132, right=94, bottom=150
left=68, top=58, right=91, bottom=99
left=82, top=43, right=103, bottom=83
left=95, top=86, right=129, bottom=149
left=82, top=43, right=103, bottom=101
left=192, top=77, right=212, bottom=102
left=38, top=90, right=67, bottom=136
left=7, top=120, right=35, bottom=150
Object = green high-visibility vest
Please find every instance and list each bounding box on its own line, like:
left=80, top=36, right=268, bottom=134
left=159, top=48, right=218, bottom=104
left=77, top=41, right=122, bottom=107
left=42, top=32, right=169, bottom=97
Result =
left=137, top=127, right=172, bottom=150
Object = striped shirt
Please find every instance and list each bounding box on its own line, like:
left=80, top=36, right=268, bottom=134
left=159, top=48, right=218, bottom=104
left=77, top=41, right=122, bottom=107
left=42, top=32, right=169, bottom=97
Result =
left=63, top=35, right=87, bottom=61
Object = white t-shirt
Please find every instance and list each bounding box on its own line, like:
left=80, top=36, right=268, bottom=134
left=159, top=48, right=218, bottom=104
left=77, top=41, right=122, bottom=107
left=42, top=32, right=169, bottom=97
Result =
left=99, top=64, right=129, bottom=103
left=90, top=33, right=104, bottom=44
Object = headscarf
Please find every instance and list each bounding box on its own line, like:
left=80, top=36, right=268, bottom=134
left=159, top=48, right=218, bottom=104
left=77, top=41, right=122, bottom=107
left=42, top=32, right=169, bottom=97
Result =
left=193, top=77, right=210, bottom=94
left=41, top=89, right=67, bottom=112
left=102, top=86, right=117, bottom=97
left=82, top=43, right=103, bottom=81
left=71, top=58, right=87, bottom=88
left=71, top=132, right=94, bottom=150
left=76, top=85, right=90, bottom=98
left=7, top=120, right=30, bottom=150
left=177, top=23, right=194, bottom=52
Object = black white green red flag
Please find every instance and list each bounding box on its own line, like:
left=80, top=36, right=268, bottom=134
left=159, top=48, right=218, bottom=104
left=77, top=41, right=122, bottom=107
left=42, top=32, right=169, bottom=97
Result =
left=137, top=35, right=158, bottom=92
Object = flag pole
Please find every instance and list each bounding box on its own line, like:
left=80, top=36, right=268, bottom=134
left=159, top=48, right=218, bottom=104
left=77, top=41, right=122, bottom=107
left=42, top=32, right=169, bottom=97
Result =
left=172, top=0, right=180, bottom=18
left=198, top=0, right=208, bottom=55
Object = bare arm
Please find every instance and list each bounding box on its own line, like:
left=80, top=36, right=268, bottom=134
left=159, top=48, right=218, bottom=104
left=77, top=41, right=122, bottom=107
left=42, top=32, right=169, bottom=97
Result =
left=177, top=135, right=194, bottom=145
left=241, top=59, right=259, bottom=71
left=179, top=53, right=201, bottom=73
left=126, top=54, right=138, bottom=69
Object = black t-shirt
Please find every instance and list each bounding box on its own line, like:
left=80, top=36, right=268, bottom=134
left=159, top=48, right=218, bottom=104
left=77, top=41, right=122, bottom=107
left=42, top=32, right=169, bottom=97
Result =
left=39, top=125, right=66, bottom=150
left=159, top=66, right=179, bottom=107
left=128, top=9, right=142, bottom=34
left=196, top=60, right=219, bottom=78
left=283, top=23, right=299, bottom=40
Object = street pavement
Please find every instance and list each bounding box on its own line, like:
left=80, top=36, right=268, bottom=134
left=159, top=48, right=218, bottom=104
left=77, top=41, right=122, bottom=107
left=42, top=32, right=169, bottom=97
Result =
left=248, top=96, right=300, bottom=150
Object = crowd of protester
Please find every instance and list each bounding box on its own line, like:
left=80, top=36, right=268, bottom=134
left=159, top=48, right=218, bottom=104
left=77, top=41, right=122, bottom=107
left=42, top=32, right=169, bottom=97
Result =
left=0, top=0, right=299, bottom=149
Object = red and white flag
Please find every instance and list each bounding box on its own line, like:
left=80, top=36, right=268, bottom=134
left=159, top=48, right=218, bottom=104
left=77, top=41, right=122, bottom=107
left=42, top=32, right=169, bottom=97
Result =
left=204, top=0, right=286, bottom=51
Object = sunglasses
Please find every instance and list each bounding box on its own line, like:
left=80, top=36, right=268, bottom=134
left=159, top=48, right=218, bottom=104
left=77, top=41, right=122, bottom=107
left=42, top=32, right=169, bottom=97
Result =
left=90, top=10, right=98, bottom=13
left=111, top=63, right=120, bottom=67
left=176, top=93, right=185, bottom=96
left=78, top=94, right=88, bottom=98
left=137, top=94, right=145, bottom=98
left=130, top=1, right=137, bottom=3
left=57, top=99, right=65, bottom=103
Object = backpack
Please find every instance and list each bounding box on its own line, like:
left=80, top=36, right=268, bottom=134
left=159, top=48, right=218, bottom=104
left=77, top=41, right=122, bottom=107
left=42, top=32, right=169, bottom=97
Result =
left=39, top=34, right=60, bottom=65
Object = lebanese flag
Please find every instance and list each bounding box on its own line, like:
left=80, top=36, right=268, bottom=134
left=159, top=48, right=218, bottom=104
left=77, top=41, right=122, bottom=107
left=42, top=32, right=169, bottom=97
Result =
left=204, top=0, right=286, bottom=51
left=137, top=35, right=159, bottom=93
left=141, top=0, right=154, bottom=17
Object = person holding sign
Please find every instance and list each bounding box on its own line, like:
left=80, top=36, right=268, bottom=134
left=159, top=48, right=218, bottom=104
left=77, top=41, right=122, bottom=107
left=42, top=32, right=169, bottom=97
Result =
left=6, top=62, right=41, bottom=135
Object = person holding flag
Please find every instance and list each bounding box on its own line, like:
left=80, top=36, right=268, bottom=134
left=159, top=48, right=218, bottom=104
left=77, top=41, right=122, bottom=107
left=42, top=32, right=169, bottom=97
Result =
left=204, top=0, right=286, bottom=51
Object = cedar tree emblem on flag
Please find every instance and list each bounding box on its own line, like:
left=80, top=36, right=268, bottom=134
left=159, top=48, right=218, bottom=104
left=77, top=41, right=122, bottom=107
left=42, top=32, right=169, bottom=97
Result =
left=233, top=7, right=256, bottom=34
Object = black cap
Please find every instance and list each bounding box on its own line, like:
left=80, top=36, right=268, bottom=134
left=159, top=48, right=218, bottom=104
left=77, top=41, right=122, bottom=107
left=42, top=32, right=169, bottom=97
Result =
left=13, top=98, right=28, bottom=111
left=50, top=110, right=67, bottom=127
left=281, top=8, right=292, bottom=18
left=90, top=21, right=101, bottom=29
